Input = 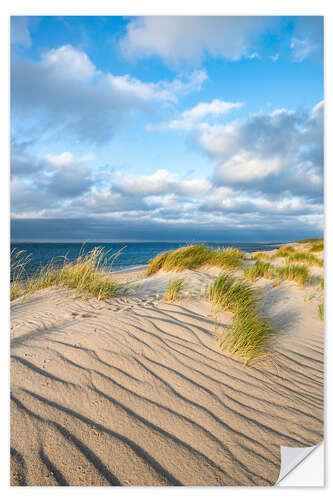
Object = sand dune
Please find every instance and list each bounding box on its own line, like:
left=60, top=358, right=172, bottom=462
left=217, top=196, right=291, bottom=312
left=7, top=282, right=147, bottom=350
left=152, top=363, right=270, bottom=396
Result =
left=10, top=260, right=324, bottom=486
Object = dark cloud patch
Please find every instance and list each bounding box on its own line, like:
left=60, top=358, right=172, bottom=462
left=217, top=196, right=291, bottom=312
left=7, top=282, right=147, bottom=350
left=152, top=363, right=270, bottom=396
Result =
left=47, top=166, right=93, bottom=198
left=11, top=216, right=323, bottom=243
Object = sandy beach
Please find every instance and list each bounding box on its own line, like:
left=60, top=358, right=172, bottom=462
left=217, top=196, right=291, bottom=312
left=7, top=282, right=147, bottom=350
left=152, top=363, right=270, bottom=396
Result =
left=10, top=245, right=324, bottom=486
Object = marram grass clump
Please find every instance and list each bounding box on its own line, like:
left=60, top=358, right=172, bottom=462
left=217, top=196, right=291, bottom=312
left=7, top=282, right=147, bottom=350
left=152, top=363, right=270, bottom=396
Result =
left=275, top=245, right=296, bottom=258
left=275, top=263, right=310, bottom=288
left=287, top=252, right=323, bottom=267
left=248, top=251, right=272, bottom=261
left=11, top=247, right=127, bottom=301
left=208, top=273, right=256, bottom=312
left=308, top=240, right=324, bottom=253
left=209, top=272, right=275, bottom=365
left=163, top=278, right=185, bottom=302
left=243, top=260, right=274, bottom=282
left=224, top=307, right=275, bottom=363
left=146, top=251, right=170, bottom=276
left=146, top=244, right=244, bottom=276
left=162, top=244, right=211, bottom=272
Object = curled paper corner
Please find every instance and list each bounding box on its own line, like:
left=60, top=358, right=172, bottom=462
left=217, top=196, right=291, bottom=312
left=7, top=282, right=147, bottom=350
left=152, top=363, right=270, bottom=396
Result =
left=276, top=441, right=324, bottom=485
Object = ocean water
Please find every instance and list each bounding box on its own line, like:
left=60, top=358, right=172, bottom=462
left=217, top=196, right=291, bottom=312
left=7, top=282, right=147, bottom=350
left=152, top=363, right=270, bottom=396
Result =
left=10, top=241, right=281, bottom=277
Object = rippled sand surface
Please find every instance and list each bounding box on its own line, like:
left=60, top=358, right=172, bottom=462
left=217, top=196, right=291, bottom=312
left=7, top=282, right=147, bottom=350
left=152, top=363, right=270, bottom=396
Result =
left=11, top=262, right=324, bottom=486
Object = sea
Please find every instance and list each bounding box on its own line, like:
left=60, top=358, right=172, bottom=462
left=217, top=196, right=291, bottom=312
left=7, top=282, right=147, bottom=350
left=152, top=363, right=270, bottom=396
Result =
left=10, top=241, right=282, bottom=277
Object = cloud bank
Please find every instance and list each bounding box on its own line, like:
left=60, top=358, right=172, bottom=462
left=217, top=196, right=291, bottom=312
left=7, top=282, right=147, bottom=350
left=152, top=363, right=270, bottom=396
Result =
left=11, top=44, right=207, bottom=144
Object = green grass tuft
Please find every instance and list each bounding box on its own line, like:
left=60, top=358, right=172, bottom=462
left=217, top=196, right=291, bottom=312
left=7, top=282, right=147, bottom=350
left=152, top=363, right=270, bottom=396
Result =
left=162, top=244, right=211, bottom=272
left=274, top=245, right=296, bottom=258
left=243, top=260, right=274, bottom=282
left=294, top=238, right=322, bottom=244
left=146, top=251, right=170, bottom=276
left=275, top=263, right=310, bottom=288
left=146, top=244, right=244, bottom=276
left=11, top=247, right=127, bottom=301
left=226, top=308, right=276, bottom=362
left=249, top=251, right=272, bottom=261
left=287, top=252, right=323, bottom=267
left=208, top=273, right=256, bottom=312
left=163, top=278, right=185, bottom=302
left=308, top=240, right=324, bottom=252
left=209, top=272, right=275, bottom=364
left=319, top=278, right=324, bottom=291
left=318, top=302, right=324, bottom=321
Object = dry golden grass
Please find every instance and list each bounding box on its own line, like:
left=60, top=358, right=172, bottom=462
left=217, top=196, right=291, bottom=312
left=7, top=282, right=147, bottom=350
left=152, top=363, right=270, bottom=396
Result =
left=146, top=244, right=244, bottom=276
left=11, top=247, right=127, bottom=301
left=163, top=278, right=185, bottom=302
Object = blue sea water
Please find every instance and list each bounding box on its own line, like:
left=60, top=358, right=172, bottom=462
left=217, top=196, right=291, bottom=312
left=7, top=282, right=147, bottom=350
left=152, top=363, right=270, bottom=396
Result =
left=10, top=241, right=281, bottom=277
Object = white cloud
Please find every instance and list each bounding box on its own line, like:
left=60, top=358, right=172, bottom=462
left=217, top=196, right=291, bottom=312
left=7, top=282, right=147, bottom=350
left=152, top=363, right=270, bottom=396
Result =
left=216, top=153, right=282, bottom=183
left=290, top=38, right=316, bottom=62
left=12, top=46, right=207, bottom=144
left=42, top=45, right=98, bottom=82
left=246, top=52, right=260, bottom=60
left=190, top=102, right=324, bottom=200
left=44, top=152, right=94, bottom=168
left=269, top=53, right=280, bottom=62
left=116, top=169, right=211, bottom=197
left=106, top=69, right=207, bottom=104
left=120, top=16, right=278, bottom=66
left=153, top=99, right=243, bottom=131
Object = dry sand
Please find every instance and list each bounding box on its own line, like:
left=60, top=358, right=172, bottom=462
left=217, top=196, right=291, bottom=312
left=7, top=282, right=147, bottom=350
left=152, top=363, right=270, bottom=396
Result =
left=10, top=246, right=324, bottom=486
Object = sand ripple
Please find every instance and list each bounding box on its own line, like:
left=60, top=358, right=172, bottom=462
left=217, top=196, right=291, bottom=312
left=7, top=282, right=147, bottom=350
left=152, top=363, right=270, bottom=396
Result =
left=11, top=270, right=324, bottom=486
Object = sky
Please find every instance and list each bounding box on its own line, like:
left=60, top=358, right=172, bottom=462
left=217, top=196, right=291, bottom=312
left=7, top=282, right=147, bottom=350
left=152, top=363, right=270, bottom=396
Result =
left=10, top=15, right=324, bottom=242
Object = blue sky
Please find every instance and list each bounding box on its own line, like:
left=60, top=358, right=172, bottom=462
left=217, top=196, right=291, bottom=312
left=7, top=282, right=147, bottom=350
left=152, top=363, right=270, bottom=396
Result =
left=10, top=16, right=323, bottom=242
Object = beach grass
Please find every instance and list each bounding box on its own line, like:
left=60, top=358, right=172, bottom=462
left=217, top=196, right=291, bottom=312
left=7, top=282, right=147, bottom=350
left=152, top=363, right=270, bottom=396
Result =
left=146, top=251, right=170, bottom=276
left=319, top=277, right=324, bottom=291
left=294, top=238, right=323, bottom=244
left=318, top=302, right=324, bottom=321
left=10, top=247, right=127, bottom=301
left=243, top=260, right=274, bottom=282
left=146, top=244, right=244, bottom=276
left=163, top=278, right=185, bottom=302
left=208, top=273, right=256, bottom=312
left=275, top=263, right=310, bottom=288
left=209, top=272, right=275, bottom=364
left=226, top=308, right=275, bottom=362
left=308, top=240, right=324, bottom=252
left=286, top=252, right=323, bottom=267
left=162, top=244, right=211, bottom=272
left=274, top=245, right=297, bottom=258
left=248, top=251, right=272, bottom=261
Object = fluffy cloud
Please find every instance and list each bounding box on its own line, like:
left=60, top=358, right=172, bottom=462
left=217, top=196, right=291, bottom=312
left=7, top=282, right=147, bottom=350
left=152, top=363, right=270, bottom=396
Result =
left=11, top=45, right=207, bottom=144
left=11, top=96, right=323, bottom=236
left=120, top=16, right=323, bottom=66
left=11, top=149, right=95, bottom=216
left=192, top=102, right=323, bottom=200
left=120, top=16, right=278, bottom=66
left=151, top=99, right=243, bottom=131
left=201, top=186, right=322, bottom=217
left=116, top=169, right=211, bottom=197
